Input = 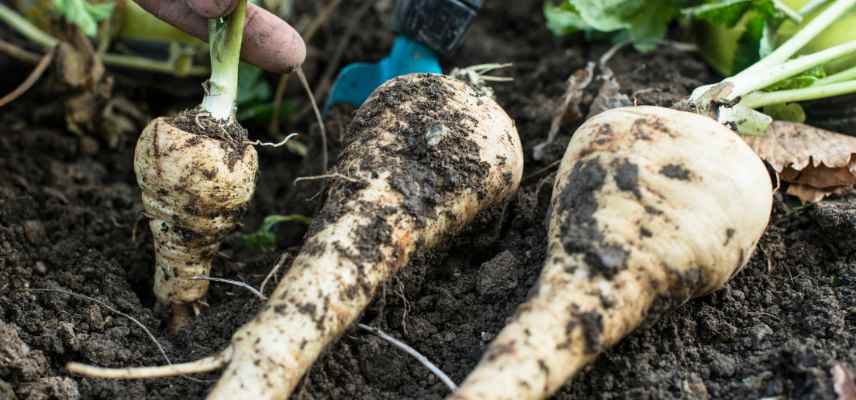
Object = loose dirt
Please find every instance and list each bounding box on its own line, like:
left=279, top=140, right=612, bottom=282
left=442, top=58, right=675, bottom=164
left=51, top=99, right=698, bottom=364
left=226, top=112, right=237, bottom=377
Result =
left=0, top=1, right=853, bottom=399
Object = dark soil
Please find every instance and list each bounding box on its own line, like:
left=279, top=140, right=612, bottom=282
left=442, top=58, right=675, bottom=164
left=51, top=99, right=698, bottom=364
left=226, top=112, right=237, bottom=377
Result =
left=1, top=1, right=854, bottom=400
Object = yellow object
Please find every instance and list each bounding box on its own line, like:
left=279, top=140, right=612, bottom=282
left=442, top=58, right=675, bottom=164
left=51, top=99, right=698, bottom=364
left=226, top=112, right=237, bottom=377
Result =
left=778, top=0, right=856, bottom=73
left=117, top=1, right=201, bottom=45
left=13, top=0, right=201, bottom=46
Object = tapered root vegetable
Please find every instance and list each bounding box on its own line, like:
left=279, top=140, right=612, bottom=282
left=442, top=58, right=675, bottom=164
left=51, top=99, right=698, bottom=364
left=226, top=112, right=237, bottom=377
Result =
left=67, top=73, right=524, bottom=399
left=126, top=0, right=263, bottom=331
left=448, top=106, right=773, bottom=400
left=134, top=117, right=257, bottom=330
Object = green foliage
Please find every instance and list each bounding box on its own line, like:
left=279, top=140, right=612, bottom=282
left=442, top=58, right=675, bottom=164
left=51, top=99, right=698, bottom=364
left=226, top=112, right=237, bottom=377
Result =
left=765, top=66, right=826, bottom=90
left=242, top=214, right=312, bottom=252
left=544, top=0, right=800, bottom=54
left=53, top=0, right=114, bottom=37
left=544, top=0, right=686, bottom=51
left=684, top=0, right=796, bottom=71
left=762, top=102, right=806, bottom=122
left=235, top=62, right=295, bottom=124
left=237, top=62, right=271, bottom=105
left=682, top=0, right=785, bottom=26
left=544, top=2, right=590, bottom=35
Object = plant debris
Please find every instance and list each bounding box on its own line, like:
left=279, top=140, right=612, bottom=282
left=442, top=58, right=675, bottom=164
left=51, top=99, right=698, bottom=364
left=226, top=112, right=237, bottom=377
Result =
left=744, top=121, right=856, bottom=202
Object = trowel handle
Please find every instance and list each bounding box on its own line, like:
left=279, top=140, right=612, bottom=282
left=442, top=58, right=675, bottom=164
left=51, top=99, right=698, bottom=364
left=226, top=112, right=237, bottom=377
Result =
left=392, top=0, right=481, bottom=56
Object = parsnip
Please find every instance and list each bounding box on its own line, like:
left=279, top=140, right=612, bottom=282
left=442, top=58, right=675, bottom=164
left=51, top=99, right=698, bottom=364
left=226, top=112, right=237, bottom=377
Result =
left=130, top=0, right=308, bottom=331
left=127, top=0, right=258, bottom=332
left=449, top=106, right=773, bottom=400
left=134, top=116, right=257, bottom=329
left=68, top=73, right=524, bottom=400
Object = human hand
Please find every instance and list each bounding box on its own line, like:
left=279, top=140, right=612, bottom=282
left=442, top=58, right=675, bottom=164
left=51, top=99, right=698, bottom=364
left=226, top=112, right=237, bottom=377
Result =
left=132, top=0, right=305, bottom=73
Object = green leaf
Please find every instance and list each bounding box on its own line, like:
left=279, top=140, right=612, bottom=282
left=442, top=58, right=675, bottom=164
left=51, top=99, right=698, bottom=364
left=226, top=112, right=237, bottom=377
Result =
left=758, top=20, right=777, bottom=58
left=544, top=0, right=685, bottom=52
left=569, top=0, right=644, bottom=31
left=53, top=0, right=113, bottom=37
left=242, top=214, right=312, bottom=252
left=762, top=102, right=806, bottom=122
left=544, top=2, right=590, bottom=35
left=682, top=0, right=755, bottom=26
left=682, top=0, right=786, bottom=26
left=628, top=2, right=679, bottom=51
left=236, top=101, right=295, bottom=123
left=764, top=66, right=826, bottom=90
left=84, top=1, right=114, bottom=19
left=733, top=15, right=768, bottom=72
left=718, top=105, right=773, bottom=135
left=237, top=62, right=271, bottom=106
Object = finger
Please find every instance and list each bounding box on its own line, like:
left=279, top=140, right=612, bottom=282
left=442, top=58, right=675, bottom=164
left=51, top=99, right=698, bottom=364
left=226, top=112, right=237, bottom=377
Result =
left=186, top=0, right=236, bottom=19
left=131, top=0, right=306, bottom=73
left=241, top=4, right=306, bottom=73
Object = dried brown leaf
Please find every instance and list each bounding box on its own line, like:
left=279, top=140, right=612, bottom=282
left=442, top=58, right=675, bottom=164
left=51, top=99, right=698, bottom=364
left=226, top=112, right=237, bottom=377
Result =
left=833, top=363, right=856, bottom=400
left=744, top=121, right=856, bottom=202
left=533, top=62, right=596, bottom=161
left=55, top=30, right=104, bottom=91
left=785, top=184, right=849, bottom=203
left=585, top=66, right=632, bottom=120
left=744, top=121, right=856, bottom=173
left=781, top=166, right=856, bottom=189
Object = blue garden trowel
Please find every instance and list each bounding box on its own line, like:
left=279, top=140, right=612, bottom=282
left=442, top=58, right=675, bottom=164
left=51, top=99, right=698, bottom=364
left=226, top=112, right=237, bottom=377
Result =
left=324, top=0, right=482, bottom=113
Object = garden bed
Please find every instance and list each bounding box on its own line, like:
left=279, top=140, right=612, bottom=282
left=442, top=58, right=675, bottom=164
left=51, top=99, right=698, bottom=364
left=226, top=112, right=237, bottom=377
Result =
left=0, top=1, right=854, bottom=399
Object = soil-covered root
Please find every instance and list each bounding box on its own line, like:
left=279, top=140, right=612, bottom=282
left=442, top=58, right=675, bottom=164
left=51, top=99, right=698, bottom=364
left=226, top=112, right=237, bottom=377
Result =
left=134, top=113, right=258, bottom=331
left=448, top=106, right=774, bottom=400
left=68, top=73, right=524, bottom=400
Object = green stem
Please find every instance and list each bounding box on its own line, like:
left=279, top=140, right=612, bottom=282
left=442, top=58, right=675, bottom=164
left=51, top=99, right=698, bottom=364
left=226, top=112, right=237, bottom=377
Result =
left=0, top=3, right=208, bottom=76
left=688, top=0, right=856, bottom=109
left=800, top=0, right=831, bottom=16
left=734, top=0, right=856, bottom=79
left=102, top=53, right=209, bottom=76
left=816, top=64, right=856, bottom=85
left=0, top=3, right=58, bottom=48
left=200, top=0, right=247, bottom=121
left=739, top=79, right=856, bottom=108
left=725, top=39, right=856, bottom=100
left=772, top=0, right=803, bottom=22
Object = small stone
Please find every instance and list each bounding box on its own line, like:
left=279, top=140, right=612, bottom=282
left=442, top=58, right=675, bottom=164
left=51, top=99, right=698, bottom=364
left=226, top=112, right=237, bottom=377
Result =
left=22, top=220, right=46, bottom=244
left=707, top=351, right=736, bottom=377
left=425, top=124, right=450, bottom=147
left=750, top=323, right=773, bottom=344
left=681, top=373, right=709, bottom=400
left=477, top=251, right=519, bottom=298
left=60, top=322, right=80, bottom=352
left=87, top=305, right=105, bottom=330
left=730, top=289, right=745, bottom=302
left=34, top=261, right=48, bottom=275
left=0, top=378, right=16, bottom=400
left=79, top=136, right=99, bottom=156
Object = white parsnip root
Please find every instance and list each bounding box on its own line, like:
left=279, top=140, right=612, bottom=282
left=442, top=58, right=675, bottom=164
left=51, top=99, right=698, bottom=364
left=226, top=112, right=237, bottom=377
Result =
left=68, top=73, right=524, bottom=399
left=134, top=117, right=258, bottom=331
left=128, top=0, right=259, bottom=332
left=449, top=106, right=774, bottom=400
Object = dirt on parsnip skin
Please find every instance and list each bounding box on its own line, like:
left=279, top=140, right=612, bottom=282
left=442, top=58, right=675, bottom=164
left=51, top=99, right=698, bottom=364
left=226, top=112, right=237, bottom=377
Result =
left=0, top=1, right=855, bottom=400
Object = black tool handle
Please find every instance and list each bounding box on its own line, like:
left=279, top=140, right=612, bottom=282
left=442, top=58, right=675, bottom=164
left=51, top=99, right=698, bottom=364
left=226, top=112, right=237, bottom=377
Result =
left=393, top=0, right=481, bottom=56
